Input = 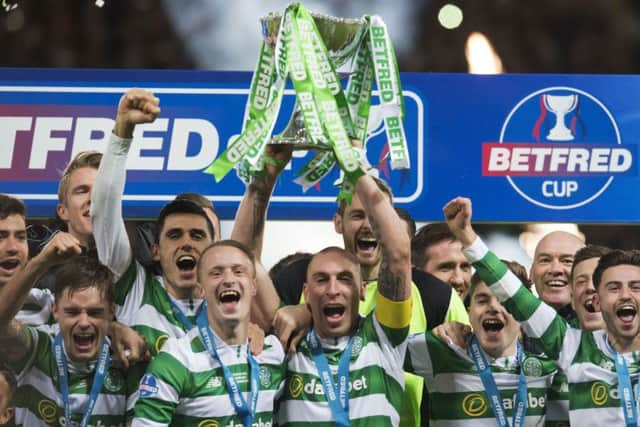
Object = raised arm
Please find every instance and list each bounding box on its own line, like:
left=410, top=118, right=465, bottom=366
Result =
left=92, top=89, right=160, bottom=279
left=356, top=174, right=412, bottom=302
left=0, top=232, right=82, bottom=362
left=230, top=145, right=292, bottom=330
left=444, top=197, right=572, bottom=364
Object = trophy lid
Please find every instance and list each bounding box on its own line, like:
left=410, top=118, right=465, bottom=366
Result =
left=260, top=8, right=366, bottom=66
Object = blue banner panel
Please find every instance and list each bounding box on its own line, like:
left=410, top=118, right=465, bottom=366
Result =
left=0, top=68, right=638, bottom=223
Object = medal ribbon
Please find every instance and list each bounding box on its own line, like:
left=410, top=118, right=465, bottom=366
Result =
left=469, top=335, right=528, bottom=427
left=307, top=328, right=353, bottom=427
left=607, top=339, right=640, bottom=427
left=196, top=306, right=259, bottom=427
left=54, top=333, right=111, bottom=427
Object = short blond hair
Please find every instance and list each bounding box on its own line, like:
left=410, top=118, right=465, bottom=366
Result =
left=58, top=151, right=102, bottom=204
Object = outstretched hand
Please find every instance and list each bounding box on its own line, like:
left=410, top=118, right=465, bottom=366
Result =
left=442, top=197, right=477, bottom=247
left=113, top=88, right=161, bottom=139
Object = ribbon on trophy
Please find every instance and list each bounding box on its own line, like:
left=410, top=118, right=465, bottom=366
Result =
left=204, top=2, right=409, bottom=202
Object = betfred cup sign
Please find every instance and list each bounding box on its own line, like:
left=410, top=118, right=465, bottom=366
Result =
left=482, top=87, right=635, bottom=210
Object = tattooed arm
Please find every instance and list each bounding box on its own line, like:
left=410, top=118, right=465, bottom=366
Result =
left=354, top=174, right=412, bottom=302
left=230, top=145, right=293, bottom=330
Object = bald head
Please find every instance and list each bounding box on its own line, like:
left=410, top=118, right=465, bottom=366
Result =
left=531, top=231, right=585, bottom=309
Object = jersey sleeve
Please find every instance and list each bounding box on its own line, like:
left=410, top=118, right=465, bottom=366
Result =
left=132, top=341, right=188, bottom=427
left=112, top=259, right=148, bottom=326
left=374, top=291, right=412, bottom=347
left=91, top=133, right=134, bottom=281
left=404, top=332, right=434, bottom=379
left=8, top=325, right=45, bottom=379
left=125, top=362, right=148, bottom=423
left=463, top=237, right=577, bottom=368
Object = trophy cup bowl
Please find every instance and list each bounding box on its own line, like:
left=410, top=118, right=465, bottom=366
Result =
left=544, top=94, right=578, bottom=141
left=260, top=10, right=367, bottom=148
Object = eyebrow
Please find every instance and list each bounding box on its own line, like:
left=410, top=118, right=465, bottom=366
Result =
left=474, top=291, right=491, bottom=300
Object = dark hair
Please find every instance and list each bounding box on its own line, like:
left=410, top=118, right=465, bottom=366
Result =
left=0, top=363, right=17, bottom=405
left=337, top=176, right=393, bottom=215
left=465, top=259, right=531, bottom=308
left=411, top=223, right=456, bottom=268
left=395, top=207, right=416, bottom=238
left=269, top=251, right=313, bottom=281
left=198, top=240, right=257, bottom=279
left=54, top=255, right=114, bottom=304
left=571, top=244, right=612, bottom=280
left=175, top=192, right=218, bottom=217
left=593, top=249, right=640, bottom=289
left=0, top=194, right=26, bottom=220
left=155, top=199, right=215, bottom=243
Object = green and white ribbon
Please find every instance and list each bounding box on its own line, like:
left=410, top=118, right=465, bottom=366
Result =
left=368, top=15, right=409, bottom=169
left=205, top=10, right=290, bottom=182
left=205, top=2, right=409, bottom=202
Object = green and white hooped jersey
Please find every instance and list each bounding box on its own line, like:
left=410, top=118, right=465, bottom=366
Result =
left=17, top=288, right=55, bottom=328
left=544, top=371, right=569, bottom=427
left=277, top=313, right=409, bottom=426
left=405, top=332, right=556, bottom=426
left=132, top=328, right=286, bottom=427
left=114, top=259, right=203, bottom=356
left=9, top=326, right=139, bottom=427
left=465, top=237, right=640, bottom=426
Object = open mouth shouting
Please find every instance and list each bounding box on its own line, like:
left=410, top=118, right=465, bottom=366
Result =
left=72, top=330, right=97, bottom=354
left=323, top=304, right=346, bottom=327
left=481, top=318, right=505, bottom=338
left=217, top=289, right=241, bottom=314
left=0, top=258, right=21, bottom=275
left=616, top=304, right=637, bottom=326
left=583, top=298, right=598, bottom=314
left=176, top=255, right=197, bottom=280
left=355, top=231, right=378, bottom=260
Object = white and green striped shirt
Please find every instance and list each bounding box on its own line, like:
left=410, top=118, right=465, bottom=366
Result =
left=466, top=237, right=640, bottom=426
left=9, top=326, right=140, bottom=427
left=277, top=312, right=409, bottom=427
left=406, top=332, right=556, bottom=426
left=93, top=132, right=203, bottom=356
left=132, top=327, right=286, bottom=427
left=16, top=288, right=55, bottom=327
left=114, top=259, right=203, bottom=356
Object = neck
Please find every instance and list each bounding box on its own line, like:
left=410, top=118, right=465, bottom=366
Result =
left=360, top=263, right=379, bottom=283
left=481, top=336, right=518, bottom=359
left=608, top=333, right=640, bottom=354
left=207, top=310, right=248, bottom=345
left=316, top=317, right=360, bottom=341
left=164, top=279, right=196, bottom=300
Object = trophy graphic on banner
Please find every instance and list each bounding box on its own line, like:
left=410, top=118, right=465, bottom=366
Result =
left=544, top=94, right=578, bottom=141
left=204, top=2, right=410, bottom=200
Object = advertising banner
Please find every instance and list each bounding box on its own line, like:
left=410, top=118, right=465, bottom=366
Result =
left=0, top=68, right=637, bottom=222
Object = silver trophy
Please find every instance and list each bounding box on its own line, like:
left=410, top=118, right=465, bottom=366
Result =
left=260, top=10, right=367, bottom=148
